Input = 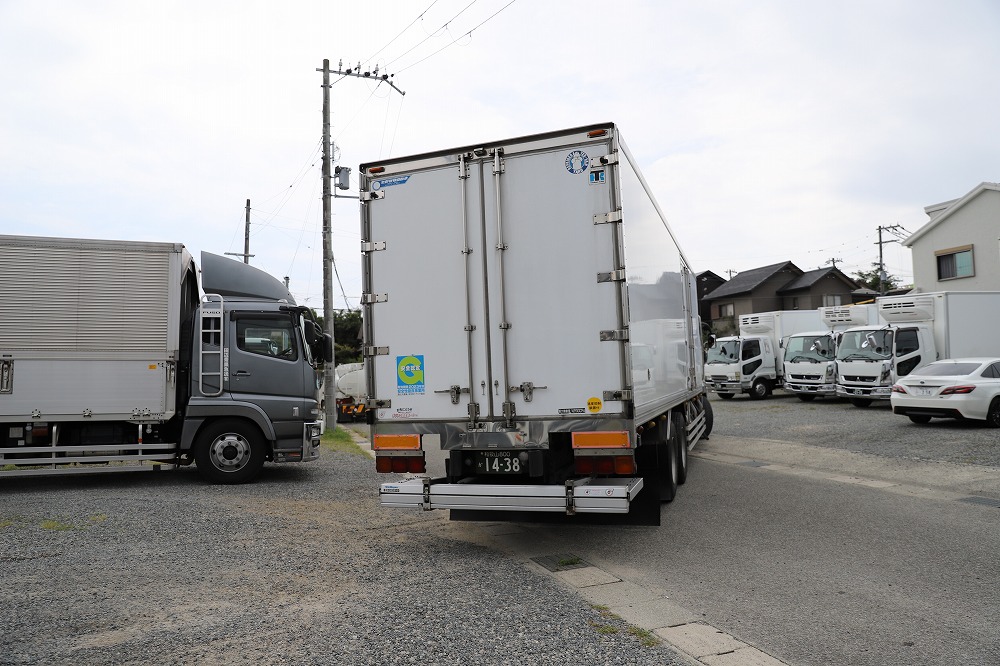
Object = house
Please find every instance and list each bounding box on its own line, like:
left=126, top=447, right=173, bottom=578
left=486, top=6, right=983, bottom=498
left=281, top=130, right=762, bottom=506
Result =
left=904, top=182, right=1000, bottom=292
left=695, top=270, right=726, bottom=332
left=701, top=262, right=860, bottom=335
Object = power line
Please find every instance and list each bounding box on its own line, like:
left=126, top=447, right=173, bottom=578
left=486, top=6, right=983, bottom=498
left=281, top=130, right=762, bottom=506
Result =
left=364, top=0, right=443, bottom=65
left=397, top=0, right=518, bottom=73
left=386, top=0, right=481, bottom=68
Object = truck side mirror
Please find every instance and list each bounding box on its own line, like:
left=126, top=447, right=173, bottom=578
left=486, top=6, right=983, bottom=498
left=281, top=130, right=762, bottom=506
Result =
left=322, top=333, right=334, bottom=363
left=304, top=321, right=320, bottom=345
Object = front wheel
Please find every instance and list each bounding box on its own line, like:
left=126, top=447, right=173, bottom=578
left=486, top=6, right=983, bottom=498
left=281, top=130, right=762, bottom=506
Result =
left=908, top=414, right=932, bottom=424
left=797, top=394, right=816, bottom=402
left=718, top=393, right=735, bottom=400
left=194, top=419, right=266, bottom=484
left=749, top=380, right=769, bottom=400
left=850, top=398, right=872, bottom=408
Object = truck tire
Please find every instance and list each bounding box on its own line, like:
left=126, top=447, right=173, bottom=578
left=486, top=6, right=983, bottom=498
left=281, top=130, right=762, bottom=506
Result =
left=908, top=414, right=932, bottom=424
left=718, top=393, right=735, bottom=400
left=674, top=413, right=688, bottom=485
left=987, top=398, right=1000, bottom=428
left=702, top=395, right=714, bottom=438
left=749, top=380, right=769, bottom=400
left=660, top=435, right=679, bottom=502
left=797, top=394, right=816, bottom=402
left=194, top=419, right=266, bottom=484
left=850, top=398, right=872, bottom=408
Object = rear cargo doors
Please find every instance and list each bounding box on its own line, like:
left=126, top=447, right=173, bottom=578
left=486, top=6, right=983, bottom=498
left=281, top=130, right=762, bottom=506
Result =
left=363, top=131, right=626, bottom=426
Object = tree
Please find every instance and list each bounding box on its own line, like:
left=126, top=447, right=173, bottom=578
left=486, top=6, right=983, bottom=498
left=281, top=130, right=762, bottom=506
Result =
left=331, top=309, right=363, bottom=365
left=853, top=262, right=901, bottom=295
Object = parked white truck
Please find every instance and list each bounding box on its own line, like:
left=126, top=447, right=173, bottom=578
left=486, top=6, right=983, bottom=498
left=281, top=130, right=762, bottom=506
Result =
left=0, top=235, right=332, bottom=482
left=359, top=123, right=711, bottom=521
left=783, top=304, right=881, bottom=401
left=335, top=362, right=367, bottom=422
left=705, top=309, right=825, bottom=400
left=835, top=291, right=1000, bottom=407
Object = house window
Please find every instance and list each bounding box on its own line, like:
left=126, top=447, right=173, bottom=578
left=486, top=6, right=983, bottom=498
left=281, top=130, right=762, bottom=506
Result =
left=719, top=303, right=734, bottom=317
left=936, top=245, right=974, bottom=280
left=822, top=294, right=843, bottom=307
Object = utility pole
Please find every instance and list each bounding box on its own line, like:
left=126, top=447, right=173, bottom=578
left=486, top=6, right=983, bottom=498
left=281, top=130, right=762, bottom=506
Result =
left=874, top=224, right=906, bottom=296
left=825, top=257, right=843, bottom=269
left=316, top=58, right=405, bottom=431
left=224, top=199, right=255, bottom=263
left=318, top=59, right=337, bottom=430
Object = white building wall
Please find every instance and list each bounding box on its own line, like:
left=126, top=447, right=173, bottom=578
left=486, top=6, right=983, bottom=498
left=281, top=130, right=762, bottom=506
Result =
left=910, top=189, right=1000, bottom=292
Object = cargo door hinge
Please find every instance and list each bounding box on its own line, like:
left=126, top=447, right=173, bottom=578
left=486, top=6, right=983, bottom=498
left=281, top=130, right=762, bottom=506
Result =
left=361, top=241, right=386, bottom=253
left=360, top=191, right=385, bottom=202
left=603, top=389, right=633, bottom=402
left=510, top=382, right=547, bottom=403
left=361, top=293, right=388, bottom=304
left=0, top=359, right=12, bottom=394
left=597, top=269, right=626, bottom=283
left=593, top=210, right=623, bottom=225
left=599, top=329, right=629, bottom=342
left=363, top=346, right=389, bottom=357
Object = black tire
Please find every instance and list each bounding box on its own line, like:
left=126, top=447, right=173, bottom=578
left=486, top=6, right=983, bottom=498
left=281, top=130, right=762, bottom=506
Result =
left=797, top=394, right=817, bottom=402
left=718, top=393, right=735, bottom=400
left=987, top=398, right=1000, bottom=428
left=850, top=398, right=872, bottom=408
left=194, top=419, right=266, bottom=484
left=674, top=413, right=688, bottom=485
left=660, top=434, right=679, bottom=502
left=908, top=414, right=932, bottom=424
left=749, top=380, right=769, bottom=400
left=702, top=395, right=714, bottom=438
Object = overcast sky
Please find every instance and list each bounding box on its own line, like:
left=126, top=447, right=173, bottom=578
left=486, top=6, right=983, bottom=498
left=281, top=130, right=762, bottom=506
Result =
left=2, top=0, right=998, bottom=309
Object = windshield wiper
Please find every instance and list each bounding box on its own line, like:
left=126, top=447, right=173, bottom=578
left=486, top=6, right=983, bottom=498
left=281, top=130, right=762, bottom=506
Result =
left=841, top=354, right=876, bottom=362
left=789, top=355, right=819, bottom=363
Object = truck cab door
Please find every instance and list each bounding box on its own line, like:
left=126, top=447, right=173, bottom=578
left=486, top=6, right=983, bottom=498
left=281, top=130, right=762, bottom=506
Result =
left=740, top=338, right=765, bottom=379
left=894, top=327, right=925, bottom=377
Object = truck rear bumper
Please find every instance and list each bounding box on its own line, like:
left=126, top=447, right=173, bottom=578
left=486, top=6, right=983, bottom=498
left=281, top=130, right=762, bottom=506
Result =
left=380, top=476, right=644, bottom=514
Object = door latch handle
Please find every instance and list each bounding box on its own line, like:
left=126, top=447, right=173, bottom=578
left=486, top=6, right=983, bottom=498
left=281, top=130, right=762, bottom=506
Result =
left=234, top=370, right=251, bottom=377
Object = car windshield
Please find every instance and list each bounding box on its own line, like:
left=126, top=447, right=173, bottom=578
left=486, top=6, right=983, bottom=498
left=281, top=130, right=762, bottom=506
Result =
left=706, top=339, right=739, bottom=364
left=911, top=361, right=982, bottom=377
left=785, top=334, right=834, bottom=362
left=836, top=329, right=893, bottom=361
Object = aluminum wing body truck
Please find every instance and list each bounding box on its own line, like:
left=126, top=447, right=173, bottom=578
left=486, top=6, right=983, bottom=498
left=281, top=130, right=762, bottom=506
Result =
left=705, top=309, right=825, bottom=400
left=835, top=291, right=1000, bottom=407
left=361, top=123, right=711, bottom=520
left=0, top=235, right=332, bottom=483
left=783, top=304, right=881, bottom=401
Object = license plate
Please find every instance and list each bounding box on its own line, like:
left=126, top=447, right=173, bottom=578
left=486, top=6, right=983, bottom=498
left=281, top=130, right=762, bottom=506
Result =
left=475, top=451, right=524, bottom=475
left=913, top=387, right=934, bottom=396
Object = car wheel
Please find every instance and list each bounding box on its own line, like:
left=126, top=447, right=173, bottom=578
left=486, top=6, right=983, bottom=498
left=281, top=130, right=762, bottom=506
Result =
left=718, top=393, right=735, bottom=400
left=749, top=380, right=768, bottom=400
left=194, top=419, right=266, bottom=484
left=987, top=398, right=1000, bottom=428
left=797, top=394, right=816, bottom=402
left=908, top=414, right=932, bottom=425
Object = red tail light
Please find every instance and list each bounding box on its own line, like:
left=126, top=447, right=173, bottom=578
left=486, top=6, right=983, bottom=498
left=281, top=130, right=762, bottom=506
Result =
left=575, top=457, right=595, bottom=475
left=376, top=454, right=426, bottom=474
left=891, top=385, right=906, bottom=394
left=941, top=385, right=975, bottom=395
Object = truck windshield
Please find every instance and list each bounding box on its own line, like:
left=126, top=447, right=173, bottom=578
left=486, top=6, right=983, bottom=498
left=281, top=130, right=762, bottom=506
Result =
left=836, top=329, right=893, bottom=361
left=785, top=334, right=834, bottom=363
left=706, top=339, right=740, bottom=364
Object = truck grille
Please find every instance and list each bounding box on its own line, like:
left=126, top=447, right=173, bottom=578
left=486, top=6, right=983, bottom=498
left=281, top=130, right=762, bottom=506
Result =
left=791, top=374, right=821, bottom=381
left=843, top=375, right=877, bottom=382
left=711, top=375, right=729, bottom=382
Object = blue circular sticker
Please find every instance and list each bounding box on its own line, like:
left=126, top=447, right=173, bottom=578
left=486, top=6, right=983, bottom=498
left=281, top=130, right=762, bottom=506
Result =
left=565, top=150, right=589, bottom=174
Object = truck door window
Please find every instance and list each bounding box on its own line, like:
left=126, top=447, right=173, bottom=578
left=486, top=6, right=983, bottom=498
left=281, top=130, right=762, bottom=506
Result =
left=741, top=339, right=761, bottom=360
left=895, top=329, right=919, bottom=356
left=236, top=317, right=298, bottom=361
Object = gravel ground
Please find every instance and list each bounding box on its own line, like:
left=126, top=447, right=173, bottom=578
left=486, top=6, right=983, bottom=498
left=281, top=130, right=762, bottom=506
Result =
left=709, top=390, right=1000, bottom=468
left=0, top=441, right=686, bottom=666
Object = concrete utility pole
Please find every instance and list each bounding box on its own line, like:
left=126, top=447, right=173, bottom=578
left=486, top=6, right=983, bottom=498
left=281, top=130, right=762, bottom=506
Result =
left=875, top=224, right=906, bottom=296
left=318, top=59, right=337, bottom=430
left=224, top=199, right=255, bottom=264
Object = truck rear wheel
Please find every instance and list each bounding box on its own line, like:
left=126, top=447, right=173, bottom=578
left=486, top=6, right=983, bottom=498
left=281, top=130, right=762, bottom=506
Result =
left=674, top=414, right=688, bottom=485
left=194, top=419, right=266, bottom=484
left=702, top=395, right=714, bottom=438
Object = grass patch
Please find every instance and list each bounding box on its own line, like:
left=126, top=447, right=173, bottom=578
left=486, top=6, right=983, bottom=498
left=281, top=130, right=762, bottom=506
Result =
left=589, top=621, right=619, bottom=635
left=40, top=519, right=73, bottom=531
left=558, top=556, right=582, bottom=567
left=0, top=519, right=13, bottom=529
left=88, top=515, right=108, bottom=523
left=321, top=427, right=368, bottom=456
left=628, top=626, right=661, bottom=647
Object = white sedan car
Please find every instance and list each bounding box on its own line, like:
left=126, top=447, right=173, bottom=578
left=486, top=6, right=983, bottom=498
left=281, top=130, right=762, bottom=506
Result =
left=891, top=358, right=1000, bottom=427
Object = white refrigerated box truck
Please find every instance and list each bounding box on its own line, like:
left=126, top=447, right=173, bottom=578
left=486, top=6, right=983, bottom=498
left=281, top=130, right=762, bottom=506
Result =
left=359, top=123, right=711, bottom=520
left=836, top=291, right=1000, bottom=406
left=705, top=309, right=825, bottom=400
